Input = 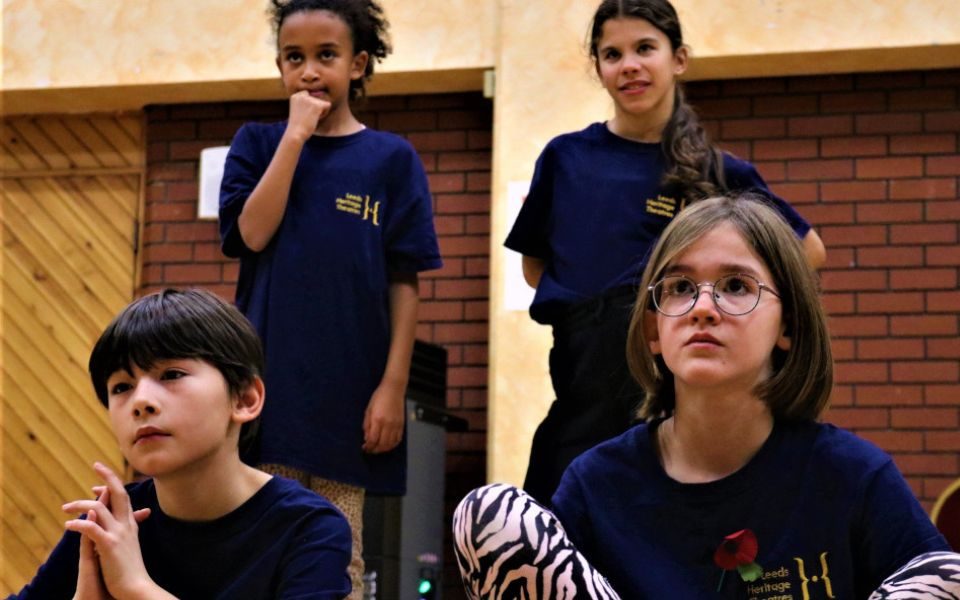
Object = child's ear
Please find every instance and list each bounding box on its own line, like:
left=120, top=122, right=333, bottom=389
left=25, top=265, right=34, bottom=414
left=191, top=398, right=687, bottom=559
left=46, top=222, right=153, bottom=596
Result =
left=673, top=45, right=689, bottom=76
left=776, top=322, right=792, bottom=352
left=350, top=51, right=369, bottom=81
left=645, top=309, right=662, bottom=356
left=232, top=376, right=265, bottom=424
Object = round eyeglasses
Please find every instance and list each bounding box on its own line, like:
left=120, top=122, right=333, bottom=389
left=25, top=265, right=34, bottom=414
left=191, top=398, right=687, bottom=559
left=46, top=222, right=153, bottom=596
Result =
left=648, top=273, right=781, bottom=317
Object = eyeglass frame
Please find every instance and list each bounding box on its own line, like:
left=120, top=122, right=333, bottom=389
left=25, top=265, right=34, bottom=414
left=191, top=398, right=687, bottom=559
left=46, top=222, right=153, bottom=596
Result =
left=647, top=273, right=782, bottom=317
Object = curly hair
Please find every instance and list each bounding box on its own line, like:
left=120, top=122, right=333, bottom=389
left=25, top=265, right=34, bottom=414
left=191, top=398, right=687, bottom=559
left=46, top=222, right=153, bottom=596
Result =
left=269, top=0, right=391, bottom=100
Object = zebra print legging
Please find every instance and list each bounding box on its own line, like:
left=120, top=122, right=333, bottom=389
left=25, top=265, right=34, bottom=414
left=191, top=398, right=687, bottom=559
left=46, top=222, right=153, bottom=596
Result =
left=453, top=483, right=960, bottom=600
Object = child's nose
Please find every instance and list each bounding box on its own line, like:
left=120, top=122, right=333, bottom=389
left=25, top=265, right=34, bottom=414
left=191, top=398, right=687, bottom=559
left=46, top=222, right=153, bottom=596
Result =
left=131, top=384, right=161, bottom=418
left=688, top=287, right=720, bottom=321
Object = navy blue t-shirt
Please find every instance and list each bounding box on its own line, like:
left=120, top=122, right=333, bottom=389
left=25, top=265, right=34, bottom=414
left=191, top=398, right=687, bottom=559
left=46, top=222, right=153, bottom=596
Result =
left=505, top=123, right=812, bottom=323
left=552, top=420, right=949, bottom=599
left=220, top=123, right=442, bottom=493
left=10, top=476, right=352, bottom=599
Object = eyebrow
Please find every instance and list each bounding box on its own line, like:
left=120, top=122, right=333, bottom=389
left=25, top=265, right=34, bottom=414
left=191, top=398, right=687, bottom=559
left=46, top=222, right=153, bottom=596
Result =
left=664, top=262, right=764, bottom=278
left=280, top=42, right=341, bottom=51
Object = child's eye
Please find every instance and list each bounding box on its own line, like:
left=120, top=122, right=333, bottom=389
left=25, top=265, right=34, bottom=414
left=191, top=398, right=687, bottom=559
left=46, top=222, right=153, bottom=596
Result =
left=109, top=382, right=132, bottom=395
left=161, top=369, right=187, bottom=381
left=603, top=49, right=620, bottom=61
left=319, top=49, right=336, bottom=60
left=285, top=52, right=303, bottom=64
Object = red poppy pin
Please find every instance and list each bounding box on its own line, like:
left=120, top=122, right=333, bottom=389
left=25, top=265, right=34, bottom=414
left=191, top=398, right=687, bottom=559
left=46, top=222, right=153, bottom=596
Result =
left=714, top=529, right=763, bottom=591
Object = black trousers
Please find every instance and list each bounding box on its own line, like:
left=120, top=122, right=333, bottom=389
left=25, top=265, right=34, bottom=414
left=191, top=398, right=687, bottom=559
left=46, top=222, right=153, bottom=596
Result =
left=522, top=288, right=643, bottom=505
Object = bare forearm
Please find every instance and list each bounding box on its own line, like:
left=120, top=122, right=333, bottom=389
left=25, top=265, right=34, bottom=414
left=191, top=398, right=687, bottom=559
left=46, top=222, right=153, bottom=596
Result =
left=801, top=229, right=826, bottom=270
left=237, top=132, right=306, bottom=252
left=382, top=273, right=419, bottom=387
left=521, top=255, right=546, bottom=289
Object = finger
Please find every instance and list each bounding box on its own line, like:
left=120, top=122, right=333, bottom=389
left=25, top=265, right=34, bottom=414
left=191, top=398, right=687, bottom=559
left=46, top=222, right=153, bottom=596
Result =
left=94, top=462, right=131, bottom=522
left=63, top=499, right=114, bottom=527
left=363, top=418, right=383, bottom=453
left=133, top=508, right=152, bottom=523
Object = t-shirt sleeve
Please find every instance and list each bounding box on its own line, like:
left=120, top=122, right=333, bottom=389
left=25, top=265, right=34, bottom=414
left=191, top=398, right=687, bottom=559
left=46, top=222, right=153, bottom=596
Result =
left=383, top=141, right=442, bottom=273
left=219, top=123, right=266, bottom=258
left=275, top=505, right=353, bottom=599
left=9, top=530, right=80, bottom=599
left=550, top=463, right=593, bottom=555
left=723, top=155, right=812, bottom=239
left=503, top=143, right=555, bottom=259
left=853, top=459, right=950, bottom=596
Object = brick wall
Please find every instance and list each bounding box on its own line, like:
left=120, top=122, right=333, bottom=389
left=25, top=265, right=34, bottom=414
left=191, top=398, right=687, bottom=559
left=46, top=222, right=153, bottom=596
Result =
left=143, top=70, right=958, bottom=597
left=688, top=69, right=960, bottom=510
left=143, top=92, right=492, bottom=596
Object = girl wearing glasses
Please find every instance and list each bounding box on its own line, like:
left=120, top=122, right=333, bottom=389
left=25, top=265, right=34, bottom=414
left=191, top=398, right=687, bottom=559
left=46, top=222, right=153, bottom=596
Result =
left=455, top=195, right=957, bottom=599
left=508, top=0, right=826, bottom=506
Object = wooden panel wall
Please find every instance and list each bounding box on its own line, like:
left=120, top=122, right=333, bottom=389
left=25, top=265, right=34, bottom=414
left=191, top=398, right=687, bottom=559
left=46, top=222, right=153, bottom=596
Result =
left=0, top=115, right=142, bottom=593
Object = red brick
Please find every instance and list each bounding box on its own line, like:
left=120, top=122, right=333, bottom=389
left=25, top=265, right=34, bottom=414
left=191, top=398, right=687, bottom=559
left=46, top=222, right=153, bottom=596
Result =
left=834, top=361, right=889, bottom=383
left=820, top=135, right=887, bottom=157
left=446, top=366, right=488, bottom=387
left=803, top=203, right=854, bottom=224
left=926, top=432, right=960, bottom=451
left=434, top=279, right=488, bottom=300
left=165, top=222, right=219, bottom=242
left=378, top=111, right=438, bottom=132
left=890, top=134, right=957, bottom=155
left=858, top=292, right=924, bottom=314
left=857, top=72, right=924, bottom=89
left=463, top=300, right=490, bottom=323
left=460, top=389, right=487, bottom=409
left=427, top=173, right=466, bottom=193
left=787, top=159, right=854, bottom=181
left=721, top=78, right=787, bottom=96
left=827, top=315, right=889, bottom=337
left=830, top=385, right=854, bottom=407
left=929, top=338, right=960, bottom=359
left=821, top=292, right=855, bottom=315
left=768, top=182, right=819, bottom=204
left=222, top=262, right=238, bottom=281
left=147, top=201, right=195, bottom=222
left=139, top=264, right=163, bottom=285
left=462, top=345, right=488, bottom=365
left=893, top=407, right=959, bottom=428
left=753, top=139, right=818, bottom=160
left=891, top=268, right=957, bottom=290
left=926, top=111, right=960, bottom=132
left=142, top=243, right=193, bottom=264
left=788, top=115, right=853, bottom=137
left=467, top=130, right=492, bottom=150
left=149, top=162, right=196, bottom=182
left=924, top=477, right=958, bottom=502
left=858, top=337, right=924, bottom=359
left=150, top=121, right=197, bottom=141
left=166, top=182, right=199, bottom=202
left=169, top=140, right=213, bottom=161
left=193, top=242, right=225, bottom=262
left=466, top=172, right=490, bottom=192
left=856, top=202, right=922, bottom=223
left=164, top=264, right=222, bottom=284
left=855, top=384, right=923, bottom=406
left=464, top=257, right=489, bottom=277
left=894, top=454, right=958, bottom=476
left=788, top=74, right=853, bottom=93
left=821, top=225, right=887, bottom=246
left=891, top=315, right=958, bottom=336
left=890, top=89, right=958, bottom=111
left=856, top=157, right=924, bottom=179
left=439, top=235, right=489, bottom=257
left=147, top=141, right=168, bottom=162
left=856, top=113, right=923, bottom=134
left=928, top=291, right=960, bottom=313
left=753, top=161, right=786, bottom=182
left=927, top=156, right=960, bottom=176
left=434, top=193, right=488, bottom=214
left=438, top=110, right=491, bottom=131
left=446, top=432, right=486, bottom=453
left=821, top=271, right=887, bottom=292
left=823, top=407, right=889, bottom=429
left=820, top=91, right=887, bottom=114
left=820, top=180, right=887, bottom=202
left=927, top=385, right=960, bottom=405
left=419, top=301, right=464, bottom=322
left=465, top=215, right=490, bottom=235
left=891, top=224, right=957, bottom=245
left=928, top=201, right=960, bottom=222
left=890, top=178, right=956, bottom=200
left=407, top=131, right=467, bottom=152
left=437, top=151, right=491, bottom=172
left=433, top=215, right=465, bottom=235
left=857, top=246, right=923, bottom=267
left=422, top=258, right=465, bottom=279
left=822, top=247, right=855, bottom=269
left=691, top=97, right=751, bottom=119
left=860, top=430, right=924, bottom=452
left=753, top=95, right=818, bottom=116
left=720, top=118, right=786, bottom=140
left=893, top=361, right=959, bottom=383
left=831, top=338, right=855, bottom=360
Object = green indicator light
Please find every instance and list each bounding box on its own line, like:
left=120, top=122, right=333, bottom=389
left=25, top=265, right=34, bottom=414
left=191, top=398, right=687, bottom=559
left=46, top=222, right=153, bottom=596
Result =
left=418, top=579, right=433, bottom=594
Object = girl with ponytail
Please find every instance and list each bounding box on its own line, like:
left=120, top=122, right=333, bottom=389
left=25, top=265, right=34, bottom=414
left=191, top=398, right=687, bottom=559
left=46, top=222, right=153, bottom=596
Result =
left=506, top=0, right=825, bottom=505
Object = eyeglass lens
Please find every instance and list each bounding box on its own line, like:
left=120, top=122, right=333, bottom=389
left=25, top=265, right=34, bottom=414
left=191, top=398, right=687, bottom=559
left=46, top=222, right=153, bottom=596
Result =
left=653, top=275, right=762, bottom=316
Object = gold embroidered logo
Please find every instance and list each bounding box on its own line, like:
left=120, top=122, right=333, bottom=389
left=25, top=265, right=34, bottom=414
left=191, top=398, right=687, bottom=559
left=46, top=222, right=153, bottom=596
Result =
left=335, top=193, right=380, bottom=226
left=645, top=194, right=683, bottom=218
left=794, top=553, right=835, bottom=599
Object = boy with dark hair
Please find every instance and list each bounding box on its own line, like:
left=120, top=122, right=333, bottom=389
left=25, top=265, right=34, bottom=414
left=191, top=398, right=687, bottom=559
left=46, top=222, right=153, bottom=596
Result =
left=10, top=288, right=351, bottom=599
